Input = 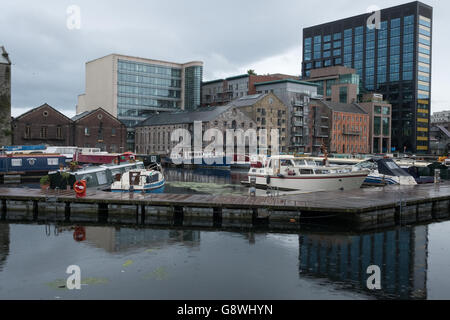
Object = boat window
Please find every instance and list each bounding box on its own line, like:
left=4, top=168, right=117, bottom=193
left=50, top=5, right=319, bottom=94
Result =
left=315, top=170, right=330, bottom=174
left=252, top=169, right=257, bottom=173
left=281, top=160, right=292, bottom=166
left=146, top=173, right=159, bottom=184
left=293, top=160, right=306, bottom=166
left=300, top=169, right=314, bottom=175
left=48, top=158, right=59, bottom=166
left=96, top=171, right=108, bottom=185
left=11, top=159, right=22, bottom=167
left=306, top=160, right=316, bottom=166
left=129, top=172, right=141, bottom=186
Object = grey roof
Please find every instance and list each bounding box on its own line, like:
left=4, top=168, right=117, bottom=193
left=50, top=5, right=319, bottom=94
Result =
left=227, top=93, right=267, bottom=108
left=71, top=111, right=92, bottom=121
left=437, top=125, right=450, bottom=139
left=0, top=46, right=11, bottom=64
left=136, top=105, right=235, bottom=127
left=321, top=101, right=368, bottom=115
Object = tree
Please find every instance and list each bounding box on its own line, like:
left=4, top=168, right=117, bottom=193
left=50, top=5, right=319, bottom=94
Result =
left=247, top=69, right=257, bottom=75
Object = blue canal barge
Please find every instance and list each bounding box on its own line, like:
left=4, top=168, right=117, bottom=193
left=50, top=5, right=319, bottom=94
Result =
left=0, top=154, right=67, bottom=176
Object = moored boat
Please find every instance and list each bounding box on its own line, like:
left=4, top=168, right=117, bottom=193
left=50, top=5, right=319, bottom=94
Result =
left=352, top=158, right=417, bottom=186
left=245, top=155, right=369, bottom=193
left=110, top=165, right=165, bottom=193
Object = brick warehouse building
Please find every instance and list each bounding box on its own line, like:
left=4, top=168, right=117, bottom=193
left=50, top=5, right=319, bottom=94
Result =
left=201, top=73, right=298, bottom=107
left=12, top=104, right=73, bottom=146
left=72, top=108, right=128, bottom=152
left=309, top=100, right=370, bottom=154
left=12, top=105, right=127, bottom=152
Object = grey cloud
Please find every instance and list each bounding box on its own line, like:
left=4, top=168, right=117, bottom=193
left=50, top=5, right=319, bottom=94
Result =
left=1, top=0, right=449, bottom=114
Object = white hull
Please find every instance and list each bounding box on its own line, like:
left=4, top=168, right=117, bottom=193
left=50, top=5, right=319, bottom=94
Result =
left=248, top=172, right=368, bottom=192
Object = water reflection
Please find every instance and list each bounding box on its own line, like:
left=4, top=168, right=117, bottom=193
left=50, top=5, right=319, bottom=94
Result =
left=0, top=221, right=438, bottom=299
left=163, top=167, right=249, bottom=195
left=0, top=224, right=10, bottom=271
left=54, top=225, right=201, bottom=254
left=299, top=226, right=428, bottom=300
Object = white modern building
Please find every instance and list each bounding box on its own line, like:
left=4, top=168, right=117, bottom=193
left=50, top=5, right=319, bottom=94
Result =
left=77, top=54, right=203, bottom=151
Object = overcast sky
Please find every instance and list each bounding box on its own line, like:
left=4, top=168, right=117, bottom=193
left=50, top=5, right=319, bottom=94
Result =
left=1, top=0, right=448, bottom=118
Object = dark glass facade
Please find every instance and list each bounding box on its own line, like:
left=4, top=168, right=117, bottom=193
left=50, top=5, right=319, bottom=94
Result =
left=302, top=1, right=433, bottom=153
left=184, top=65, right=203, bottom=111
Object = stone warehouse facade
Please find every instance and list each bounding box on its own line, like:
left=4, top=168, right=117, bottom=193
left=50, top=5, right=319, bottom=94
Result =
left=135, top=105, right=257, bottom=155
left=227, top=93, right=289, bottom=153
left=12, top=104, right=127, bottom=152
left=0, top=46, right=11, bottom=146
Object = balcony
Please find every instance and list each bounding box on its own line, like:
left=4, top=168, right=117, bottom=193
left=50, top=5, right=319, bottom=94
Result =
left=292, top=132, right=303, bottom=137
left=293, top=111, right=304, bottom=117
left=293, top=121, right=304, bottom=127
left=343, top=130, right=361, bottom=136
left=293, top=100, right=304, bottom=107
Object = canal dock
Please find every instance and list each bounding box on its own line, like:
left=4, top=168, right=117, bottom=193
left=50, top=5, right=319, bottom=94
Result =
left=1, top=183, right=450, bottom=231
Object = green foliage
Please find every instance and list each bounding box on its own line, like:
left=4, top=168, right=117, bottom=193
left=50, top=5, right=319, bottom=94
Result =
left=40, top=175, right=50, bottom=186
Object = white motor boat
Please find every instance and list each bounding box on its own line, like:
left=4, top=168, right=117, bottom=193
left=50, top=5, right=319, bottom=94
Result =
left=352, top=158, right=417, bottom=186
left=246, top=155, right=369, bottom=193
left=111, top=165, right=165, bottom=193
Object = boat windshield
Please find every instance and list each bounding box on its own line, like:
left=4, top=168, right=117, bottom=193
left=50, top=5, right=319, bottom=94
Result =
left=293, top=159, right=316, bottom=167
left=355, top=161, right=377, bottom=170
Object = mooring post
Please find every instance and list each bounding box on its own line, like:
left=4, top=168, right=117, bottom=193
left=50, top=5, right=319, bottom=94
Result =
left=173, top=206, right=184, bottom=226
left=98, top=203, right=109, bottom=223
left=33, top=200, right=39, bottom=221
left=134, top=205, right=139, bottom=225
left=252, top=208, right=258, bottom=226
left=1, top=199, right=6, bottom=221
left=431, top=201, right=438, bottom=220
left=64, top=202, right=71, bottom=222
left=141, top=205, right=146, bottom=225
left=213, top=207, right=222, bottom=228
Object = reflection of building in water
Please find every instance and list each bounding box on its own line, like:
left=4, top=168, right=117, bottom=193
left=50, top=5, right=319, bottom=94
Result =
left=84, top=227, right=200, bottom=253
left=164, top=168, right=247, bottom=185
left=299, top=226, right=428, bottom=300
left=0, top=224, right=10, bottom=270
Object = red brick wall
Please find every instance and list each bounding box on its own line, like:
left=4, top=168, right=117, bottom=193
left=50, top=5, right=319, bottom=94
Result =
left=12, top=104, right=73, bottom=146
left=73, top=109, right=127, bottom=153
left=331, top=111, right=370, bottom=154
left=248, top=74, right=297, bottom=95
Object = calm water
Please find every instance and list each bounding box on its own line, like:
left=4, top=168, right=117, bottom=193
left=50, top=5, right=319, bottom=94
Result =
left=1, top=168, right=450, bottom=299
left=0, top=220, right=450, bottom=300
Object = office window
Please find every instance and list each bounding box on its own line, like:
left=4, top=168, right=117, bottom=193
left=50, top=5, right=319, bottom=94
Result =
left=333, top=33, right=342, bottom=40
left=339, top=87, right=348, bottom=103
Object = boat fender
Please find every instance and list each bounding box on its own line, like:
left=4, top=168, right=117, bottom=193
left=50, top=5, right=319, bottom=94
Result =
left=266, top=176, right=271, bottom=184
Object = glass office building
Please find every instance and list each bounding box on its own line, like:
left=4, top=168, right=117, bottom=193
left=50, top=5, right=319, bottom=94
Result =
left=77, top=54, right=203, bottom=151
left=302, top=1, right=432, bottom=153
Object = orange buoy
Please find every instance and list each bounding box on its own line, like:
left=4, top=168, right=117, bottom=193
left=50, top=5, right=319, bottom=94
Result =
left=74, top=180, right=87, bottom=198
